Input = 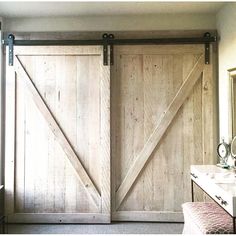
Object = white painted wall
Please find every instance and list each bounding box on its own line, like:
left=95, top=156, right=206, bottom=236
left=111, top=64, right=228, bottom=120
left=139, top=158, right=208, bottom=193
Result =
left=217, top=3, right=236, bottom=141
left=3, top=13, right=216, bottom=32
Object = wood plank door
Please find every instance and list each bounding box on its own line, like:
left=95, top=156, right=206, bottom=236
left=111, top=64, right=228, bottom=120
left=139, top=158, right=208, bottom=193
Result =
left=111, top=45, right=215, bottom=221
left=5, top=46, right=110, bottom=223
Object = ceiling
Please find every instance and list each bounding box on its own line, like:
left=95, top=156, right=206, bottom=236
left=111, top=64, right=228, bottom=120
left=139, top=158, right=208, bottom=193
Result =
left=0, top=1, right=226, bottom=18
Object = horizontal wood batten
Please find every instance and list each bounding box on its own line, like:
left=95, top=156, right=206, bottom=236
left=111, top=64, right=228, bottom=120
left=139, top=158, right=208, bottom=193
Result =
left=112, top=211, right=184, bottom=222
left=114, top=44, right=204, bottom=55
left=14, top=46, right=102, bottom=55
left=7, top=213, right=110, bottom=223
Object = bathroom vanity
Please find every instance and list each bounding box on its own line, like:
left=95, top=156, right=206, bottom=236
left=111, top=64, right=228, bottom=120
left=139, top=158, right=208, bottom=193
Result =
left=191, top=165, right=236, bottom=232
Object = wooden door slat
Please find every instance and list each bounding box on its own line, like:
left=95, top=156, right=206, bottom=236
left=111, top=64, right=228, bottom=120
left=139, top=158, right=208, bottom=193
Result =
left=100, top=60, right=111, bottom=215
left=5, top=55, right=16, bottom=215
left=115, top=54, right=204, bottom=209
left=14, top=56, right=101, bottom=208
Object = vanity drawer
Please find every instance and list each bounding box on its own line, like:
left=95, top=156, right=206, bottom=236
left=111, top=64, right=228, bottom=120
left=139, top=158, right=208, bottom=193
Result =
left=210, top=186, right=233, bottom=215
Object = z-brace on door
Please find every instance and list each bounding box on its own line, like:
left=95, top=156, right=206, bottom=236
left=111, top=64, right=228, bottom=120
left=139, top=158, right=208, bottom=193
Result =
left=111, top=44, right=215, bottom=222
left=5, top=46, right=110, bottom=223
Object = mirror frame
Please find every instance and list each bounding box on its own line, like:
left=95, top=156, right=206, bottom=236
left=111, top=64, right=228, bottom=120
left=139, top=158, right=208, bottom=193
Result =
left=228, top=67, right=236, bottom=153
left=231, top=136, right=236, bottom=158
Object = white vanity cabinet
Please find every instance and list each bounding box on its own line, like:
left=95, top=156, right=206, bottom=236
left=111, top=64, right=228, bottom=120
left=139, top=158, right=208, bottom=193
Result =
left=191, top=165, right=236, bottom=216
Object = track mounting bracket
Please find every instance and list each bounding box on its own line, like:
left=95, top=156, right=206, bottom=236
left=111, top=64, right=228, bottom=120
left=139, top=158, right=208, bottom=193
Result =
left=8, top=34, right=15, bottom=66
left=204, top=32, right=211, bottom=65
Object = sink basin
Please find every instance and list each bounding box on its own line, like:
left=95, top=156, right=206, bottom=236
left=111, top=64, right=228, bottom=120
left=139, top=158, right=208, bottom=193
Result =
left=208, top=172, right=236, bottom=184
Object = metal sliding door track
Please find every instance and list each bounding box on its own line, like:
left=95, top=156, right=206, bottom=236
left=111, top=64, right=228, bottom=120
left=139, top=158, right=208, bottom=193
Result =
left=2, top=32, right=217, bottom=66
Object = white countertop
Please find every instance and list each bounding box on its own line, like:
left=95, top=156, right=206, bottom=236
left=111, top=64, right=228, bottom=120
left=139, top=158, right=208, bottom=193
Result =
left=191, top=165, right=236, bottom=196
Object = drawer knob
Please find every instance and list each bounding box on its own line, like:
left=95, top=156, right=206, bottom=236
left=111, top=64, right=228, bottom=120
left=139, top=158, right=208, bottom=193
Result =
left=221, top=200, right=228, bottom=206
left=215, top=195, right=228, bottom=206
left=191, top=173, right=198, bottom=179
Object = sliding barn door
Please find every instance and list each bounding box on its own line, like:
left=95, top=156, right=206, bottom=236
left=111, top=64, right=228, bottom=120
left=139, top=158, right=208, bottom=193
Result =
left=5, top=46, right=110, bottom=223
left=111, top=45, right=215, bottom=221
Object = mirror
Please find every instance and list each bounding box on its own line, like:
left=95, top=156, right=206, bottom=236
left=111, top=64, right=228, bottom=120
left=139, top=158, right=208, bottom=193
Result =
left=217, top=139, right=230, bottom=167
left=229, top=68, right=236, bottom=158
left=231, top=136, right=236, bottom=158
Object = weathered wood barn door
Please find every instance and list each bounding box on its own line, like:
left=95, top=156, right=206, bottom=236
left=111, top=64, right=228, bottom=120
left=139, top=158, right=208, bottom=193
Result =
left=5, top=46, right=110, bottom=223
left=111, top=45, right=215, bottom=221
